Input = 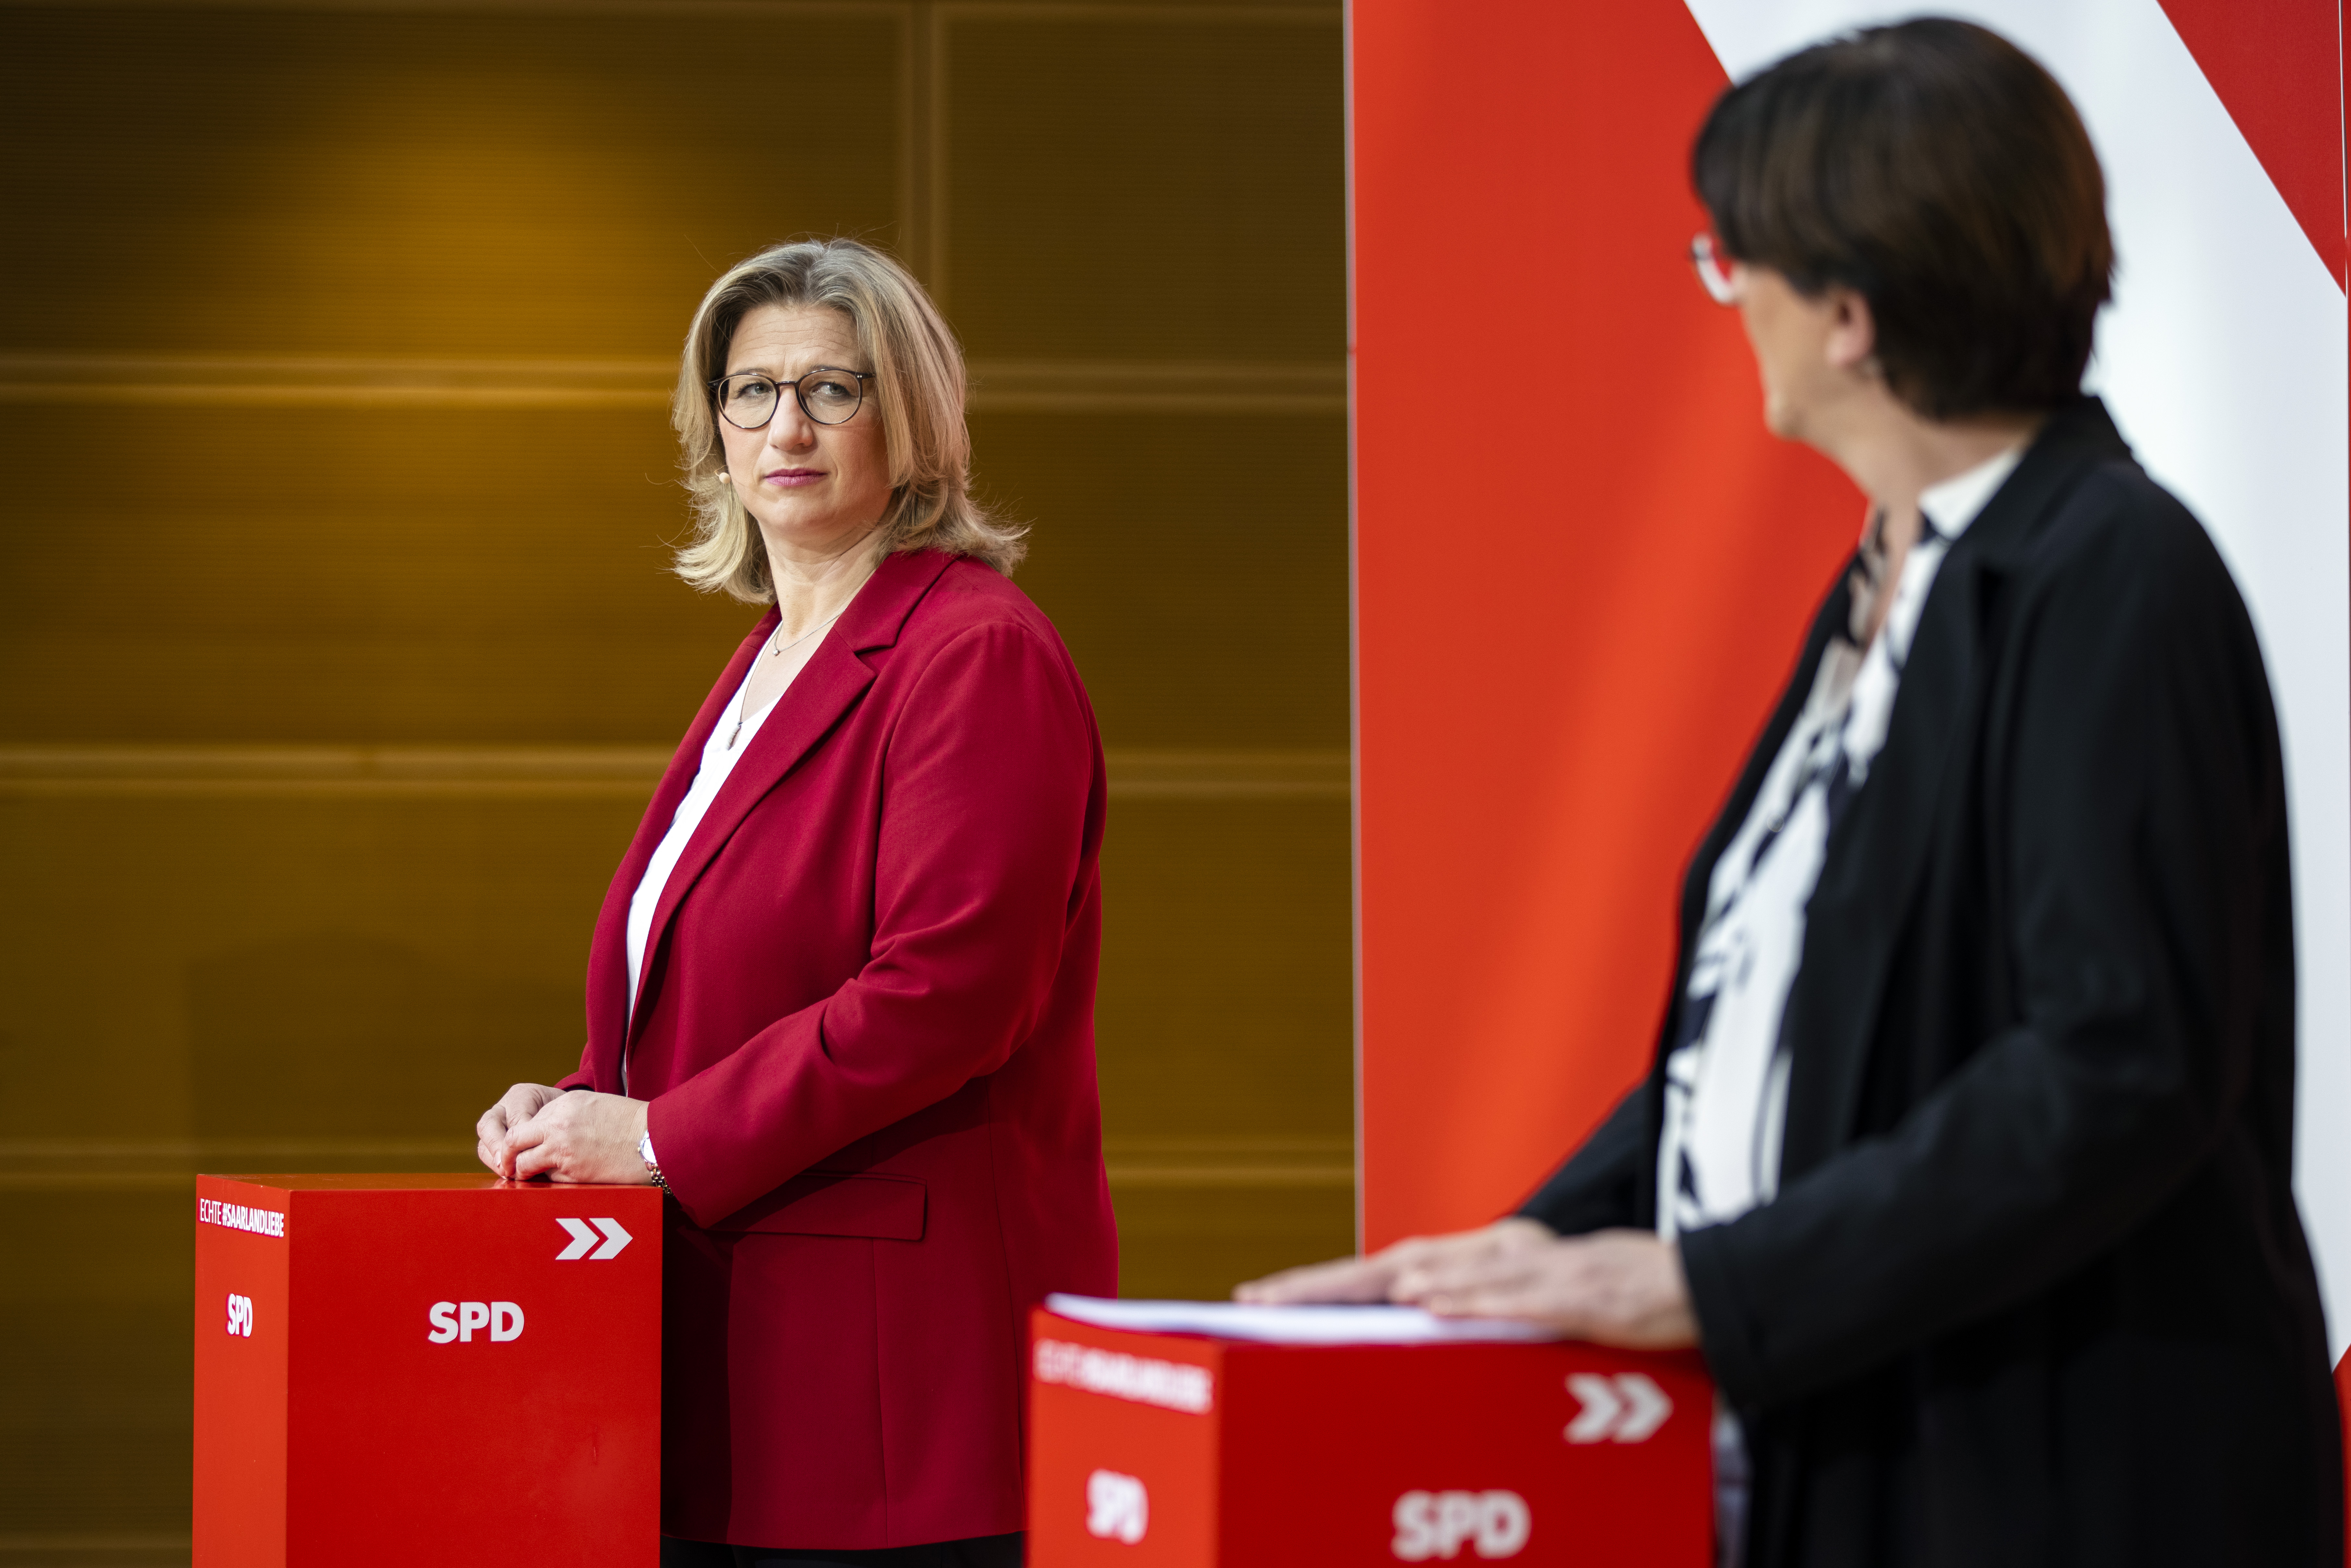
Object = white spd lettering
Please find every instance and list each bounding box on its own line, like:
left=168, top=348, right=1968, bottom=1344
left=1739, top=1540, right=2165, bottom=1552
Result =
left=1033, top=1339, right=1212, bottom=1414
left=224, top=1293, right=254, bottom=1338
left=1391, top=1490, right=1531, bottom=1561
left=427, top=1300, right=525, bottom=1344
left=197, top=1198, right=286, bottom=1239
left=1085, top=1469, right=1148, bottom=1544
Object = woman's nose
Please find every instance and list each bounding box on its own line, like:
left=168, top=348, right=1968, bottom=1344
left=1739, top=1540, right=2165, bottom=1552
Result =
left=764, top=398, right=817, bottom=449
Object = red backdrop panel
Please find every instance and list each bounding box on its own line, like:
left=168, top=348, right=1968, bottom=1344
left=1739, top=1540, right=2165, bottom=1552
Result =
left=1352, top=0, right=1860, bottom=1247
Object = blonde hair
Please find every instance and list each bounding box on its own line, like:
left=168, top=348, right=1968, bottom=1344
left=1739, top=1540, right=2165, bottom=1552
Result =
left=671, top=238, right=1025, bottom=601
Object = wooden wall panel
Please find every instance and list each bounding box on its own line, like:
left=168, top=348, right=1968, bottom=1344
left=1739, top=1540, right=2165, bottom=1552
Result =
left=0, top=404, right=752, bottom=743
left=0, top=766, right=1352, bottom=1145
left=1095, top=796, right=1352, bottom=1137
left=978, top=409, right=1349, bottom=746
left=0, top=783, right=634, bottom=1136
left=0, top=7, right=904, bottom=357
left=0, top=1, right=1347, bottom=1552
left=0, top=404, right=1347, bottom=746
left=938, top=9, right=1345, bottom=360
left=0, top=764, right=1355, bottom=1551
left=1110, top=1185, right=1354, bottom=1300
left=1, top=1185, right=198, bottom=1550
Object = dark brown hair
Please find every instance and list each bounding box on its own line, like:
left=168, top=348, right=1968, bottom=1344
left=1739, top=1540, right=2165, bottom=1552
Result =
left=1691, top=18, right=2113, bottom=419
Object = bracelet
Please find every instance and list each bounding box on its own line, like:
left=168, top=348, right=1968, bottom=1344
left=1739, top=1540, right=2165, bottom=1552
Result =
left=638, top=1130, right=667, bottom=1192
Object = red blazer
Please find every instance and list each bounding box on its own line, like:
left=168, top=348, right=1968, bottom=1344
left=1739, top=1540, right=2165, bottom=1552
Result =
left=560, top=548, right=1118, bottom=1550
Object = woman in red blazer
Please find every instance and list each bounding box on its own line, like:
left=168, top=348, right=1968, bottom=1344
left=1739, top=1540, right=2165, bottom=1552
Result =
left=474, top=238, right=1117, bottom=1566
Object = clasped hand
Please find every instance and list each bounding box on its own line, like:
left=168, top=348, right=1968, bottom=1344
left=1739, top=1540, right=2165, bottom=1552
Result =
left=475, top=1082, right=652, bottom=1185
left=1234, top=1218, right=1699, bottom=1349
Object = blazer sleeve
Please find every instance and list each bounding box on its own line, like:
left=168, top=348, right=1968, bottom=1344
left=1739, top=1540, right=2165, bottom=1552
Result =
left=1680, top=479, right=2285, bottom=1408
left=1515, top=1084, right=1652, bottom=1235
left=644, top=620, right=1099, bottom=1225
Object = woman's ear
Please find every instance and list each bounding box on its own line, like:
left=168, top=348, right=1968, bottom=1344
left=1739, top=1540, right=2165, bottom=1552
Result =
left=1822, top=286, right=1880, bottom=376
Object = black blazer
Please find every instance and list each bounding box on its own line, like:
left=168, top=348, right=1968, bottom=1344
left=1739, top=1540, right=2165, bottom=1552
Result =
left=1522, top=398, right=2341, bottom=1567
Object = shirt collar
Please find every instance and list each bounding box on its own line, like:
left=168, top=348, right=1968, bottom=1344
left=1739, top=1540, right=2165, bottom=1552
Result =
left=1918, top=441, right=2028, bottom=542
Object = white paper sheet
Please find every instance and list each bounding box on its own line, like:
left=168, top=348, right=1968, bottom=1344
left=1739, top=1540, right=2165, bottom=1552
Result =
left=1042, top=1294, right=1564, bottom=1345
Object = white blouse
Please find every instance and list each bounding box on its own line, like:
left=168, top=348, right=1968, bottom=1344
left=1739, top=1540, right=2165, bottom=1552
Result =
left=623, top=660, right=792, bottom=1022
left=1655, top=444, right=2024, bottom=1243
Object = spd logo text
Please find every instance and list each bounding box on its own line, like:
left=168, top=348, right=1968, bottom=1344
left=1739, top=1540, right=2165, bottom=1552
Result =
left=224, top=1293, right=254, bottom=1338
left=1085, top=1469, right=1148, bottom=1544
left=1391, top=1490, right=1531, bottom=1561
left=427, top=1300, right=525, bottom=1343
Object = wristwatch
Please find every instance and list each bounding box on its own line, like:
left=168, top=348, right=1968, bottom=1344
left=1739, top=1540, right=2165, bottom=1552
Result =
left=638, top=1131, right=667, bottom=1191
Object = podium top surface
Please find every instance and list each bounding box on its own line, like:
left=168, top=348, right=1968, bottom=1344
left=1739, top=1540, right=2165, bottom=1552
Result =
left=1043, top=1294, right=1564, bottom=1346
left=200, top=1172, right=653, bottom=1192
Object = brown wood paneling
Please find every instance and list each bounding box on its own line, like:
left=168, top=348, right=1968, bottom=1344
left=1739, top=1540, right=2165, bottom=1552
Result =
left=0, top=1, right=1349, bottom=1547
left=0, top=784, right=637, bottom=1135
left=0, top=403, right=756, bottom=743
left=0, top=764, right=1349, bottom=1143
left=939, top=10, right=1345, bottom=361
left=0, top=401, right=1350, bottom=747
left=1110, top=1185, right=1352, bottom=1300
left=977, top=409, right=1349, bottom=747
left=0, top=1299, right=189, bottom=1545
left=0, top=6, right=904, bottom=358
left=1095, top=796, right=1352, bottom=1138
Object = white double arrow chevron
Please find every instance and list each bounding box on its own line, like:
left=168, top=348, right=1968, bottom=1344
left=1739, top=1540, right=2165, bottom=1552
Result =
left=1565, top=1372, right=1672, bottom=1444
left=555, top=1217, right=633, bottom=1261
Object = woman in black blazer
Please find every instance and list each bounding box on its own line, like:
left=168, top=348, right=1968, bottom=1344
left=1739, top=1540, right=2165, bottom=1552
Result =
left=1243, top=20, right=2340, bottom=1567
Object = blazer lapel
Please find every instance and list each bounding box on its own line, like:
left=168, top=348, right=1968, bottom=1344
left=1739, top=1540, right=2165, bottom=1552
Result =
left=1777, top=397, right=2135, bottom=1176
left=621, top=548, right=958, bottom=1045
left=583, top=612, right=776, bottom=1083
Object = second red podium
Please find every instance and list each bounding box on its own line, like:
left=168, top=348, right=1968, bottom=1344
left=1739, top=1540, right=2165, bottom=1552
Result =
left=1027, top=1297, right=1713, bottom=1566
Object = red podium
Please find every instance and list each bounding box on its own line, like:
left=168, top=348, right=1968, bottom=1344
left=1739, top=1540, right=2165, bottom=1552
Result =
left=1027, top=1298, right=1712, bottom=1566
left=193, top=1173, right=664, bottom=1568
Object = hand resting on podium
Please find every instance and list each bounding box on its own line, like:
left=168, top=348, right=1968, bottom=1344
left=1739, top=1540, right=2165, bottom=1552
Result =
left=476, top=1082, right=652, bottom=1185
left=1234, top=1219, right=1697, bottom=1350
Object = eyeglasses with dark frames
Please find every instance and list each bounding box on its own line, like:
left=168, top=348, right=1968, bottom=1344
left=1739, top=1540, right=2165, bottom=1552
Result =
left=710, top=367, right=873, bottom=429
left=1690, top=233, right=1740, bottom=306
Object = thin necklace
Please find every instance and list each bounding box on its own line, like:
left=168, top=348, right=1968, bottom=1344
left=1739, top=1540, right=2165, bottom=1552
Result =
left=726, top=607, right=848, bottom=750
